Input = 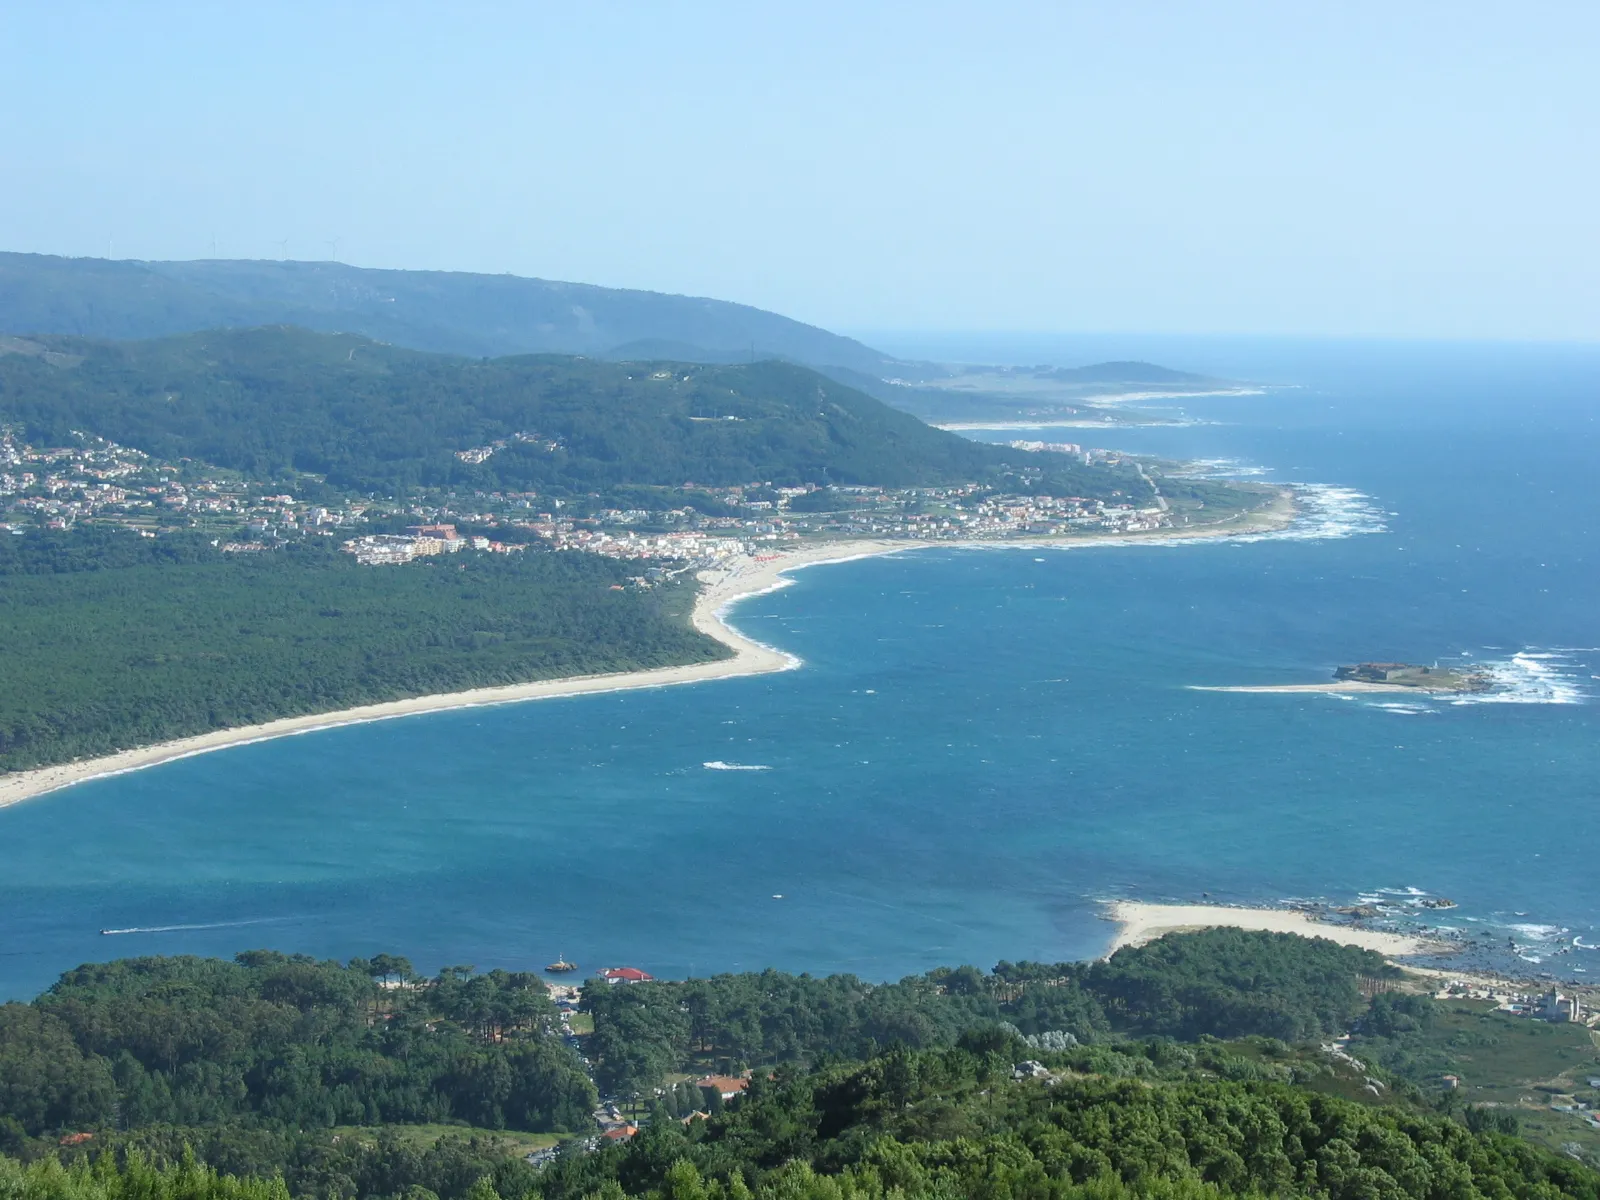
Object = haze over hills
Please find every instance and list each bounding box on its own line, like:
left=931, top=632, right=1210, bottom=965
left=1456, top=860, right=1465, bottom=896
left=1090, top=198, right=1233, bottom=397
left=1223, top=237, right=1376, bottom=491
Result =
left=0, top=253, right=898, bottom=373
left=0, top=255, right=1228, bottom=418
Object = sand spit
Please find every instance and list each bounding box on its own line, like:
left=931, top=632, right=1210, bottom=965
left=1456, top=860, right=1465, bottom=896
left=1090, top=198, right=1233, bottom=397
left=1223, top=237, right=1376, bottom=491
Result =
left=0, top=539, right=905, bottom=812
left=0, top=492, right=1296, bottom=812
left=1190, top=681, right=1416, bottom=695
left=1104, top=900, right=1445, bottom=958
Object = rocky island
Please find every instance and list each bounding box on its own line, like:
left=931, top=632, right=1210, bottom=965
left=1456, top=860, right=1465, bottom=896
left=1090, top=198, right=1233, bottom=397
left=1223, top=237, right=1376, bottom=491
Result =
left=1333, top=662, right=1493, bottom=692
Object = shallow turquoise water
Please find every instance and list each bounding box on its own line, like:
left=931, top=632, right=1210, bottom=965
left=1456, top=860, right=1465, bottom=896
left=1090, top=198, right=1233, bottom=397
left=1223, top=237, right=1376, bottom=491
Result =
left=2, top=341, right=1597, bottom=998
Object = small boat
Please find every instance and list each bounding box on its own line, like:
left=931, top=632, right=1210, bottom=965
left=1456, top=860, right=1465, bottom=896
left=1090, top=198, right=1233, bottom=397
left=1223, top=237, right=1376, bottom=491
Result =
left=546, top=956, right=578, bottom=973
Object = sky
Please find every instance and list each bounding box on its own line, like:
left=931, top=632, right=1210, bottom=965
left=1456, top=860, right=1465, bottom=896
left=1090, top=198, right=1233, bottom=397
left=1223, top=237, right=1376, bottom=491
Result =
left=1, top=2, right=1596, bottom=340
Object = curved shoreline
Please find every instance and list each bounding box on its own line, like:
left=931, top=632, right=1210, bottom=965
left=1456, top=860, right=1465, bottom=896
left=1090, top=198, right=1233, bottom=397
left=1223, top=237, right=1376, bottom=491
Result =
left=0, top=540, right=908, bottom=812
left=0, top=493, right=1296, bottom=812
left=1103, top=900, right=1448, bottom=958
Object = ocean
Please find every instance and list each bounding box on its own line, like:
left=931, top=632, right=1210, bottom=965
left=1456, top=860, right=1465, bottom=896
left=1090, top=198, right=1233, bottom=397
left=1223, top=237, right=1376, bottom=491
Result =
left=1, top=337, right=1597, bottom=1000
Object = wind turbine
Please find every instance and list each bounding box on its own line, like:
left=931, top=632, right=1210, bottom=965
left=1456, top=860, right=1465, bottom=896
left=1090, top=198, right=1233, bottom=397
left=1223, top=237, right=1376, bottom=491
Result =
left=274, top=239, right=289, bottom=261
left=326, top=237, right=342, bottom=262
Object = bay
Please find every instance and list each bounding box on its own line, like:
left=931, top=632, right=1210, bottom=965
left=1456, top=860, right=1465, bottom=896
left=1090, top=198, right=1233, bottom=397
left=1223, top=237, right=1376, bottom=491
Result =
left=2, top=338, right=1597, bottom=1000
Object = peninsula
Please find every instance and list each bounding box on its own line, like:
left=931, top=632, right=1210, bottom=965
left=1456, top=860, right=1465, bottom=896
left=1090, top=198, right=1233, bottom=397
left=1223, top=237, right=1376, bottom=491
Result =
left=1104, top=899, right=1445, bottom=957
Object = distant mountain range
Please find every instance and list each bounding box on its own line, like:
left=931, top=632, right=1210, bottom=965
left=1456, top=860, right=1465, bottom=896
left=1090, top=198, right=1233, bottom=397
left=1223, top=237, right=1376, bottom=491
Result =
left=0, top=253, right=896, bottom=374
left=0, top=254, right=1233, bottom=427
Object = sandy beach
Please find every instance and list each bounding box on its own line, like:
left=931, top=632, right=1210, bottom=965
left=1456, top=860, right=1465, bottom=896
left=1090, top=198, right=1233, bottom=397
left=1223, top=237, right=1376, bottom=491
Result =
left=0, top=491, right=1295, bottom=812
left=1104, top=900, right=1445, bottom=958
left=0, top=539, right=906, bottom=812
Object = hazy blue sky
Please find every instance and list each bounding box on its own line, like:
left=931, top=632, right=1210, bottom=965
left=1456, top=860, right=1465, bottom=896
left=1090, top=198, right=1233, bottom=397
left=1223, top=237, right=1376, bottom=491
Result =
left=3, top=2, right=1595, bottom=339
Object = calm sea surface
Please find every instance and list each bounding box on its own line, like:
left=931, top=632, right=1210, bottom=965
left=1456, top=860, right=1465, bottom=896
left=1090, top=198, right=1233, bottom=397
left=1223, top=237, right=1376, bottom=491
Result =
left=2, top=338, right=1597, bottom=999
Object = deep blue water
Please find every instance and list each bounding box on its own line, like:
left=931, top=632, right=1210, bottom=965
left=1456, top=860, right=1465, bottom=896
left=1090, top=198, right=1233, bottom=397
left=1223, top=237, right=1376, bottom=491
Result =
left=2, top=339, right=1597, bottom=999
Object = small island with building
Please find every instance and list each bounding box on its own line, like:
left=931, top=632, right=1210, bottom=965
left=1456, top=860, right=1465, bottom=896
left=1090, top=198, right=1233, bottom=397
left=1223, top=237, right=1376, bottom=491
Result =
left=1333, top=662, right=1494, bottom=692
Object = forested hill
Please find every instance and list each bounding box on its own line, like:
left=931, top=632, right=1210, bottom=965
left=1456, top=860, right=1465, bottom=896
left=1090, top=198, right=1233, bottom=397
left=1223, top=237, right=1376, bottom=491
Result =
left=0, top=326, right=1146, bottom=499
left=5, top=933, right=1600, bottom=1199
left=0, top=253, right=895, bottom=372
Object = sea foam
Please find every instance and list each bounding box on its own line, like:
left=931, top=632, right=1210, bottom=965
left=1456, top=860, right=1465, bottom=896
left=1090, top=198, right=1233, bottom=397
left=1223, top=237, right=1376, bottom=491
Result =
left=1451, top=649, right=1592, bottom=706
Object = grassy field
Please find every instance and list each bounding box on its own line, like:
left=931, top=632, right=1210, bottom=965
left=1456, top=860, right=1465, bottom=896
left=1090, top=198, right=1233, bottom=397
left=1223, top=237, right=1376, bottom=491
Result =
left=1353, top=999, right=1600, bottom=1157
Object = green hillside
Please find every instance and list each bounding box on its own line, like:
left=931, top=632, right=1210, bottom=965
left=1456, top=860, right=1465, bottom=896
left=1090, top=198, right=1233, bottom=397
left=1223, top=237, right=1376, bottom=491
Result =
left=0, top=326, right=1148, bottom=501
left=4, top=933, right=1598, bottom=1199
left=0, top=254, right=896, bottom=371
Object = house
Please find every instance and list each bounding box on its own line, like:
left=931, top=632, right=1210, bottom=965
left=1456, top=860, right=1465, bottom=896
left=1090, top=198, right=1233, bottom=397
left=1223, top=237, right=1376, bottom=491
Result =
left=598, top=967, right=654, bottom=985
left=602, top=1124, right=638, bottom=1143
left=695, top=1073, right=750, bottom=1100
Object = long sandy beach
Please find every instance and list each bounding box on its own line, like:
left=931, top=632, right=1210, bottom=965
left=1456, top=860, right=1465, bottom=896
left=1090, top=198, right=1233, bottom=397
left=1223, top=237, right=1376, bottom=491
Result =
left=0, top=539, right=906, bottom=811
left=0, top=492, right=1294, bottom=812
left=1104, top=900, right=1444, bottom=958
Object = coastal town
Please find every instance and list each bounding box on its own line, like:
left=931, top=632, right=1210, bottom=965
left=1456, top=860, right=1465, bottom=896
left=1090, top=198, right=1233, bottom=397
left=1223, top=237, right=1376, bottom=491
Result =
left=2, top=427, right=1207, bottom=567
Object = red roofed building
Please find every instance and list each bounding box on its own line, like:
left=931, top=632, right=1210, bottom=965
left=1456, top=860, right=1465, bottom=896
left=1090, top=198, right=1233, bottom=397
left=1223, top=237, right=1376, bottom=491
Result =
left=598, top=967, right=654, bottom=985
left=695, top=1074, right=750, bottom=1100
left=602, top=1124, right=638, bottom=1142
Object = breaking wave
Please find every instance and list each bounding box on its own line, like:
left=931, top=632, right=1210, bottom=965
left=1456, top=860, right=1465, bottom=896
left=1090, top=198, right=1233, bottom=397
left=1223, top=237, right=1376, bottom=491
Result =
left=702, top=761, right=772, bottom=771
left=1175, top=457, right=1272, bottom=479
left=1371, top=702, right=1434, bottom=716
left=1451, top=649, right=1592, bottom=706
left=1239, top=483, right=1388, bottom=543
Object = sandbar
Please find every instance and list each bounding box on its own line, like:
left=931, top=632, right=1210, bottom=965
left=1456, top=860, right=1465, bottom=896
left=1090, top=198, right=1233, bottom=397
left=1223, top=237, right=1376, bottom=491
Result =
left=1104, top=900, right=1445, bottom=958
left=1189, top=681, right=1423, bottom=695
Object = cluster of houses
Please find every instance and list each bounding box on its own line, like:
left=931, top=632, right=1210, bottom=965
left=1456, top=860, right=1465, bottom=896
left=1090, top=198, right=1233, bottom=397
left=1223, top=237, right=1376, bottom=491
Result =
left=341, top=523, right=528, bottom=565
left=540, top=964, right=754, bottom=1155
left=1434, top=979, right=1590, bottom=1025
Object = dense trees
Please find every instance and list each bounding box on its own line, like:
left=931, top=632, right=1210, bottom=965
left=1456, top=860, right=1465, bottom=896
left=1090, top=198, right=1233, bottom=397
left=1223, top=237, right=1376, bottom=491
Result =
left=581, top=932, right=1398, bottom=1095
left=0, top=953, right=594, bottom=1142
left=0, top=935, right=1590, bottom=1199
left=0, top=326, right=1148, bottom=500
left=0, top=531, right=720, bottom=772
left=1085, top=927, right=1399, bottom=1042
left=536, top=1041, right=1600, bottom=1200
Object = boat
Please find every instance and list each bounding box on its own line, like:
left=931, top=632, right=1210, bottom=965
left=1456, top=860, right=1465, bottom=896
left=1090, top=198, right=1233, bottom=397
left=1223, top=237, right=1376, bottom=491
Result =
left=546, top=956, right=578, bottom=973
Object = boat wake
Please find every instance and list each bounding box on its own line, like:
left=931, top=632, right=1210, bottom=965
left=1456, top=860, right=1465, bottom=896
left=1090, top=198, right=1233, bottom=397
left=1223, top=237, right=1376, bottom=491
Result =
left=702, top=761, right=771, bottom=771
left=99, top=918, right=286, bottom=936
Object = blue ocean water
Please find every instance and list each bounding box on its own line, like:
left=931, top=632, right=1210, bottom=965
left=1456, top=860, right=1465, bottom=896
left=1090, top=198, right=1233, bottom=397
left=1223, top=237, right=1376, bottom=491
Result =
left=1, top=339, right=1597, bottom=1000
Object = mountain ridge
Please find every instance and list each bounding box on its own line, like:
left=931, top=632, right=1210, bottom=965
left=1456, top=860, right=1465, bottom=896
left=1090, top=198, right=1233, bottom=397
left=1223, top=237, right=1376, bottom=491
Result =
left=0, top=253, right=897, bottom=373
left=0, top=324, right=1145, bottom=499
